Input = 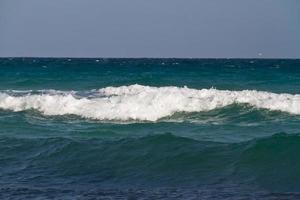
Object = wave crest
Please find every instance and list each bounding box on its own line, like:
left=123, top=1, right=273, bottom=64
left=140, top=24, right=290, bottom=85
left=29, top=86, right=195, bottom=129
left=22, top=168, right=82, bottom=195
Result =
left=0, top=84, right=300, bottom=121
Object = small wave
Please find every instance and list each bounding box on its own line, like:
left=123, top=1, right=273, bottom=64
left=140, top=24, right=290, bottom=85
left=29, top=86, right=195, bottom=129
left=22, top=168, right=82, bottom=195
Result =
left=1, top=133, right=300, bottom=191
left=0, top=84, right=300, bottom=121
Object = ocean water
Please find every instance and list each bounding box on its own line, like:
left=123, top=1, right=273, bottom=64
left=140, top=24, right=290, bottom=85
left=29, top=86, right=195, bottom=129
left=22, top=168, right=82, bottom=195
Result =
left=0, top=58, right=300, bottom=199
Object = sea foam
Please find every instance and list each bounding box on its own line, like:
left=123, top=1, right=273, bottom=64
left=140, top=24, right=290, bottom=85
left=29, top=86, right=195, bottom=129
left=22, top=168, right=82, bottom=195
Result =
left=0, top=84, right=299, bottom=121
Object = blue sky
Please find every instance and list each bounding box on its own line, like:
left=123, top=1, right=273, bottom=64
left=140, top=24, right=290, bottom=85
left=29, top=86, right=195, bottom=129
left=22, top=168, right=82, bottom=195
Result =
left=1, top=0, right=300, bottom=58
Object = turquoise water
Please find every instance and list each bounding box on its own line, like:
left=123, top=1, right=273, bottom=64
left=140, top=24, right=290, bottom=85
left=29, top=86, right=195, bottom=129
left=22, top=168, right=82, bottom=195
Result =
left=0, top=58, right=300, bottom=199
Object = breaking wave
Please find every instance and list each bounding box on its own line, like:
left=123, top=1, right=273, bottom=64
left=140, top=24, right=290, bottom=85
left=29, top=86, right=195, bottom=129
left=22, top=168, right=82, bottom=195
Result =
left=0, top=84, right=299, bottom=121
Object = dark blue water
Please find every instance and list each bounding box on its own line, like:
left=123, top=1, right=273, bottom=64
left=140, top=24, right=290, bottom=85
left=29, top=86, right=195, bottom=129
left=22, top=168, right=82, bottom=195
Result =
left=0, top=58, right=300, bottom=199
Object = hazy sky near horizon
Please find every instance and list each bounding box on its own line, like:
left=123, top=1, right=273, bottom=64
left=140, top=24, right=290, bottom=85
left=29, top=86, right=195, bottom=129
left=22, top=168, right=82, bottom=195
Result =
left=1, top=0, right=300, bottom=58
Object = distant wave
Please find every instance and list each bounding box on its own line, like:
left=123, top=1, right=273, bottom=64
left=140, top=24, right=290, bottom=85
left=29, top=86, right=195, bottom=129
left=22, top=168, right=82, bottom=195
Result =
left=0, top=84, right=299, bottom=121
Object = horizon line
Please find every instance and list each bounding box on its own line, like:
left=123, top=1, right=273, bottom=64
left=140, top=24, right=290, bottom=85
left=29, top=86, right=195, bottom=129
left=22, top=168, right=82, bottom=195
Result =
left=0, top=56, right=299, bottom=60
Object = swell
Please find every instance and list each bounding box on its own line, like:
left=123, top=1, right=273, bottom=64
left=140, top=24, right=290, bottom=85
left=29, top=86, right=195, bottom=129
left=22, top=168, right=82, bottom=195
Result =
left=0, top=85, right=300, bottom=122
left=1, top=133, right=300, bottom=191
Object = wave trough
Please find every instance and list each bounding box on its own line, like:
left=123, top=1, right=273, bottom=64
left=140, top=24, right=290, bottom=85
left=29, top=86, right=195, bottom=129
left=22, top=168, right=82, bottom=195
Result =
left=0, top=84, right=299, bottom=121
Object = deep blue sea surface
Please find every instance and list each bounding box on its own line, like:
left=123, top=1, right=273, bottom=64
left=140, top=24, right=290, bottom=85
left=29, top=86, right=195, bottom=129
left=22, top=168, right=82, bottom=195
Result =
left=0, top=58, right=300, bottom=199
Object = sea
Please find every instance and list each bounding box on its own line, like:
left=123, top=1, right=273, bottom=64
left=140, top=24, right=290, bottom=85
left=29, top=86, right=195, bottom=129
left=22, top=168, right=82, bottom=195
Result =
left=0, top=58, right=300, bottom=199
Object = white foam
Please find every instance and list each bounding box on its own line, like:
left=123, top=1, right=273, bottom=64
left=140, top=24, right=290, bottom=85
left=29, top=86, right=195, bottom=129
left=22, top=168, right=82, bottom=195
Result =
left=0, top=84, right=299, bottom=121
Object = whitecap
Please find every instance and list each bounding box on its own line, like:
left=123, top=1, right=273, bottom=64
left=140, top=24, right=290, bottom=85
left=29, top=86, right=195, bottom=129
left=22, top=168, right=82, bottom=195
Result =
left=0, top=85, right=299, bottom=121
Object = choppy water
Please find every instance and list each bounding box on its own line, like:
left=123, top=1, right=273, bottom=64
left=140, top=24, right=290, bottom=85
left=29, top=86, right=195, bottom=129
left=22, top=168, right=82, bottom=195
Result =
left=0, top=58, right=300, bottom=199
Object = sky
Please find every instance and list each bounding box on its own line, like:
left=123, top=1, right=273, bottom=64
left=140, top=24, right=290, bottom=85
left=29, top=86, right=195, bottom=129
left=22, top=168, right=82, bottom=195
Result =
left=0, top=0, right=300, bottom=58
